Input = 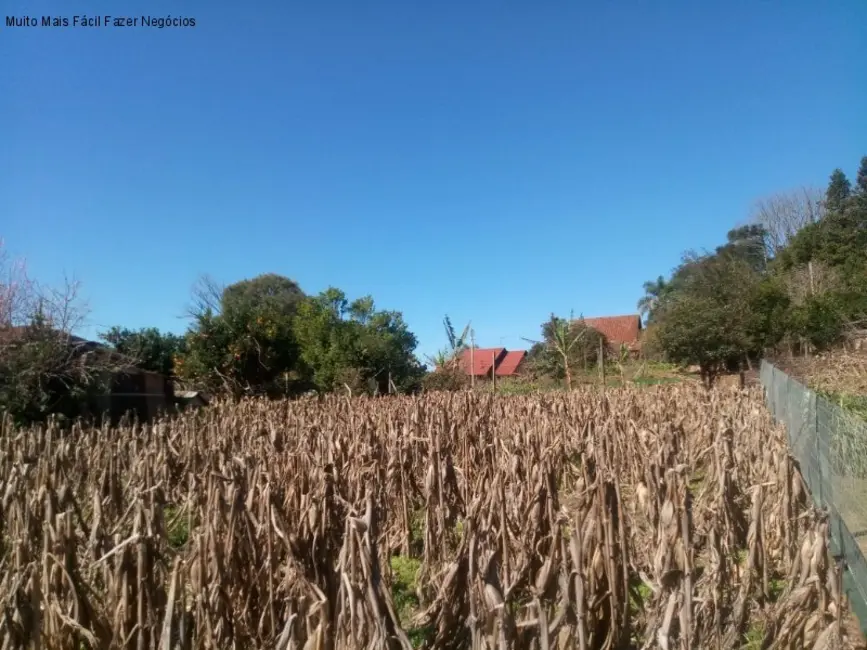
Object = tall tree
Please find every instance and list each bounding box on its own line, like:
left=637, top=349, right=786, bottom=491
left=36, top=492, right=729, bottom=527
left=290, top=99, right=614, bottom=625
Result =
left=825, top=168, right=851, bottom=213
left=425, top=316, right=471, bottom=371
left=855, top=156, right=867, bottom=198
left=178, top=273, right=307, bottom=397
left=649, top=155, right=867, bottom=364
left=751, top=186, right=824, bottom=256
left=654, top=250, right=766, bottom=383
left=0, top=244, right=123, bottom=423
left=293, top=288, right=423, bottom=394
left=637, top=276, right=669, bottom=322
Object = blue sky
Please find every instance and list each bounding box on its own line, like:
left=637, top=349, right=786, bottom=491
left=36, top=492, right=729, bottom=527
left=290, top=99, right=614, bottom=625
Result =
left=3, top=1, right=866, bottom=361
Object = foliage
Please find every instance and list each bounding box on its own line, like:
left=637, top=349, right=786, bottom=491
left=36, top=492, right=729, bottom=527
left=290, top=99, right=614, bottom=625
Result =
left=637, top=276, right=670, bottom=323
left=293, top=288, right=424, bottom=394
left=179, top=276, right=423, bottom=398
left=525, top=313, right=606, bottom=388
left=178, top=274, right=305, bottom=397
left=421, top=367, right=468, bottom=392
left=220, top=273, right=305, bottom=319
left=0, top=246, right=121, bottom=424
left=0, top=320, right=114, bottom=424
left=99, top=326, right=187, bottom=377
left=424, top=315, right=470, bottom=371
left=646, top=155, right=867, bottom=373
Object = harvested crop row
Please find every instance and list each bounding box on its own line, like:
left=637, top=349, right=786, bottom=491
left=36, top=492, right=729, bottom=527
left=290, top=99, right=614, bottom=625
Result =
left=0, top=385, right=860, bottom=649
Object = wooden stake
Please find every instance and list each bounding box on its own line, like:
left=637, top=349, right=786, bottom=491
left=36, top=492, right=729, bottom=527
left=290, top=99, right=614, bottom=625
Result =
left=598, top=338, right=606, bottom=388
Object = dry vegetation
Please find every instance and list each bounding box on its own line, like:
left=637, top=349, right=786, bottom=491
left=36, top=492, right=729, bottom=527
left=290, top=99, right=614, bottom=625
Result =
left=776, top=350, right=867, bottom=418
left=0, top=385, right=862, bottom=649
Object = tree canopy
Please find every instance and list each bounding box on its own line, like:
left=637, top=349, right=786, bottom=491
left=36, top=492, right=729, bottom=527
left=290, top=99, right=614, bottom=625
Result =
left=645, top=155, right=867, bottom=381
left=99, top=327, right=186, bottom=377
left=174, top=275, right=423, bottom=398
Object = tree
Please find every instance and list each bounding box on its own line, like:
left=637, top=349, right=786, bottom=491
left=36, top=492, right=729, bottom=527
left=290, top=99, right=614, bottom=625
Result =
left=425, top=316, right=470, bottom=371
left=646, top=155, right=867, bottom=367
left=776, top=160, right=867, bottom=331
left=637, top=276, right=669, bottom=323
left=855, top=156, right=867, bottom=198
left=221, top=273, right=304, bottom=318
left=654, top=251, right=764, bottom=384
left=0, top=242, right=125, bottom=424
left=99, top=326, right=187, bottom=377
left=825, top=169, right=851, bottom=213
left=293, top=288, right=423, bottom=394
left=751, top=186, right=824, bottom=257
left=715, top=224, right=768, bottom=273
left=177, top=273, right=307, bottom=397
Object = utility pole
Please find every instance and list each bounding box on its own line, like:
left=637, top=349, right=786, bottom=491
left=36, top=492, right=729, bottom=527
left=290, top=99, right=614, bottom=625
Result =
left=470, top=329, right=476, bottom=389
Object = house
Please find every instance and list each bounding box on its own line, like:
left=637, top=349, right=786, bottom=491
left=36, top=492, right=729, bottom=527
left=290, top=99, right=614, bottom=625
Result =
left=458, top=347, right=527, bottom=379
left=1, top=326, right=172, bottom=423
left=581, top=314, right=643, bottom=354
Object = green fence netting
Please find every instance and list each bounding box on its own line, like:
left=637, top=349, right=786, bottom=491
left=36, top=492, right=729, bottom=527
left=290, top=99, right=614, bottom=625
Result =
left=761, top=360, right=867, bottom=633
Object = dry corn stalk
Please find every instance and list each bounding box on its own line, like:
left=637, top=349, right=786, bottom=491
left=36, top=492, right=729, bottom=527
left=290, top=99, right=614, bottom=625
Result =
left=0, top=385, right=862, bottom=649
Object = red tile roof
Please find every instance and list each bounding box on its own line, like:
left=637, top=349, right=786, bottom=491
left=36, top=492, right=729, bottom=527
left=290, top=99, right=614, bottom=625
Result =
left=582, top=315, right=642, bottom=346
left=494, top=350, right=526, bottom=377
left=459, top=347, right=505, bottom=376
left=457, top=347, right=527, bottom=377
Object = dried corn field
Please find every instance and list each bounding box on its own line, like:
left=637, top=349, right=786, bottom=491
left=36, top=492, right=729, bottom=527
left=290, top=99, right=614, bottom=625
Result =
left=0, top=385, right=862, bottom=649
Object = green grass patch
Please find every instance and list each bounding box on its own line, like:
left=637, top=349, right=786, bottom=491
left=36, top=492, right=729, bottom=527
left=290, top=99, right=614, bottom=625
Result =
left=820, top=390, right=867, bottom=421
left=766, top=577, right=786, bottom=603
left=743, top=620, right=766, bottom=649
left=163, top=504, right=192, bottom=549
left=389, top=556, right=432, bottom=648
left=688, top=469, right=707, bottom=493
left=628, top=577, right=654, bottom=616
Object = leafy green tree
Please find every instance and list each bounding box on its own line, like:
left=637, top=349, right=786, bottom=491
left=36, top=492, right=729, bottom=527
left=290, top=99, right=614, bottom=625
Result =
left=178, top=274, right=307, bottom=397
left=99, top=326, right=186, bottom=377
left=221, top=273, right=305, bottom=318
left=775, top=159, right=867, bottom=332
left=788, top=293, right=846, bottom=350
left=855, top=157, right=867, bottom=198
left=715, top=225, right=768, bottom=273
left=825, top=168, right=851, bottom=213
left=654, top=252, right=763, bottom=383
left=293, top=288, right=423, bottom=394
left=649, top=155, right=867, bottom=366
left=744, top=277, right=791, bottom=353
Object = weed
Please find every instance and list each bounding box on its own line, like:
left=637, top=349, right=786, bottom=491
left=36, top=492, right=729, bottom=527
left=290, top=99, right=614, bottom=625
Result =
left=389, top=556, right=431, bottom=647
left=163, top=504, right=191, bottom=549
left=742, top=620, right=765, bottom=649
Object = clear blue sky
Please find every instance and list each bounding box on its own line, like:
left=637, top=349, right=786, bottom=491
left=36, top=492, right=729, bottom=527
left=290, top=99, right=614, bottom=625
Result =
left=3, top=1, right=866, bottom=361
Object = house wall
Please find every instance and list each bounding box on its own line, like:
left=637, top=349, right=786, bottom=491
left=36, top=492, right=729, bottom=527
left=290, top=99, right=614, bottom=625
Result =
left=97, top=370, right=169, bottom=423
